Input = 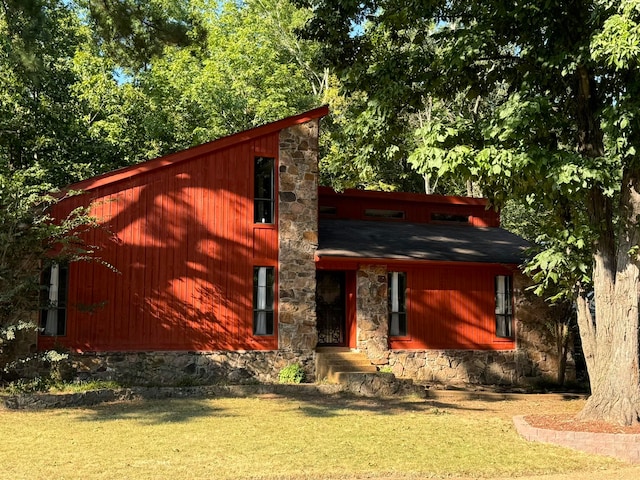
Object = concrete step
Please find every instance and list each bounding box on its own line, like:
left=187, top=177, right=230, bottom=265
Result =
left=315, top=347, right=426, bottom=398
left=316, top=348, right=376, bottom=382
left=326, top=365, right=378, bottom=383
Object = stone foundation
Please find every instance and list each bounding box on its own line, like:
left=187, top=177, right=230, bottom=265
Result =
left=387, top=349, right=535, bottom=386
left=63, top=350, right=315, bottom=385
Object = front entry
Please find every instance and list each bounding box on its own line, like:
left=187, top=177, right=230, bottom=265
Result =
left=316, top=271, right=346, bottom=346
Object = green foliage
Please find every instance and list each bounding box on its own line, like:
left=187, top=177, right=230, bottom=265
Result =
left=5, top=376, right=50, bottom=394
left=48, top=379, right=122, bottom=393
left=0, top=166, right=98, bottom=374
left=4, top=376, right=121, bottom=395
left=75, top=0, right=325, bottom=162
left=305, top=0, right=640, bottom=298
left=78, top=0, right=198, bottom=69
left=278, top=363, right=305, bottom=384
left=308, top=1, right=640, bottom=420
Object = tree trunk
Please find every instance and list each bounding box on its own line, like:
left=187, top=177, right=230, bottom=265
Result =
left=576, top=172, right=640, bottom=426
left=573, top=66, right=640, bottom=425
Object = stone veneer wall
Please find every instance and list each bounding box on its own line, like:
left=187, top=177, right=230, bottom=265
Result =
left=513, top=272, right=576, bottom=383
left=355, top=265, right=572, bottom=386
left=277, top=119, right=320, bottom=353
left=387, top=350, right=534, bottom=385
left=356, top=265, right=389, bottom=364
left=65, top=351, right=315, bottom=385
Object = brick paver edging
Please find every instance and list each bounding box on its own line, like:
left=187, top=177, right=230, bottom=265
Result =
left=513, top=415, right=640, bottom=464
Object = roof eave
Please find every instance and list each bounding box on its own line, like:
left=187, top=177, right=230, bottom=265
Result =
left=62, top=105, right=329, bottom=194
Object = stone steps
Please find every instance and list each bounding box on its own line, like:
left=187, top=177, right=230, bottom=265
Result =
left=315, top=347, right=425, bottom=398
left=315, top=347, right=377, bottom=382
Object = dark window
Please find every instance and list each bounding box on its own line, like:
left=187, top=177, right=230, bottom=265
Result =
left=431, top=213, right=469, bottom=224
left=365, top=209, right=405, bottom=219
left=319, top=205, right=337, bottom=216
left=254, top=156, right=275, bottom=223
left=495, top=275, right=513, bottom=338
left=253, top=266, right=275, bottom=335
left=388, top=272, right=407, bottom=336
left=40, top=263, right=68, bottom=336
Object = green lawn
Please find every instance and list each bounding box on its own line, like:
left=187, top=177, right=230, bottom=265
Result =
left=0, top=393, right=622, bottom=479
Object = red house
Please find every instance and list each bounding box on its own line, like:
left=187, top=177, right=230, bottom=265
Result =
left=39, top=107, right=563, bottom=386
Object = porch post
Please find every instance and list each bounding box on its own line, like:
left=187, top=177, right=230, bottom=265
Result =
left=357, top=264, right=390, bottom=364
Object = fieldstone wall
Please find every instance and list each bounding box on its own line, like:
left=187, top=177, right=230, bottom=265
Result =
left=61, top=350, right=316, bottom=385
left=277, top=120, right=320, bottom=352
left=387, top=349, right=534, bottom=385
left=513, top=272, right=576, bottom=383
left=356, top=265, right=389, bottom=364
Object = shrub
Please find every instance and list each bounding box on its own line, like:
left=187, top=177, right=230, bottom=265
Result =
left=278, top=363, right=305, bottom=384
left=6, top=376, right=50, bottom=395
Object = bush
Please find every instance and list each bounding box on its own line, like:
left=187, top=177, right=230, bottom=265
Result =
left=5, top=376, right=50, bottom=395
left=278, top=363, right=305, bottom=384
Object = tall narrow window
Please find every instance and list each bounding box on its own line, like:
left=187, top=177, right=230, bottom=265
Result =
left=253, top=266, right=275, bottom=335
left=254, top=156, right=275, bottom=223
left=388, top=272, right=407, bottom=337
left=40, top=263, right=68, bottom=336
left=495, top=275, right=513, bottom=338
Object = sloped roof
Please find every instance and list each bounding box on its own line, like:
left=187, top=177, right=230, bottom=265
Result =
left=64, top=106, right=329, bottom=193
left=317, top=219, right=529, bottom=265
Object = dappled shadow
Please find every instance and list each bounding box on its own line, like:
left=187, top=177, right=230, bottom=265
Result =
left=41, top=132, right=280, bottom=352
left=251, top=389, right=497, bottom=416
left=75, top=397, right=230, bottom=424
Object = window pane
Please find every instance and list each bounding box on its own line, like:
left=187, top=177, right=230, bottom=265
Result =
left=495, top=275, right=513, bottom=338
left=253, top=266, right=274, bottom=335
left=40, top=263, right=68, bottom=336
left=254, top=157, right=274, bottom=223
left=388, top=272, right=407, bottom=337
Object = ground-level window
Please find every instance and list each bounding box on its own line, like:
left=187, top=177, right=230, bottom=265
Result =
left=253, top=266, right=275, bottom=335
left=495, top=275, right=513, bottom=338
left=40, top=263, right=68, bottom=336
left=254, top=156, right=275, bottom=224
left=388, top=271, right=407, bottom=337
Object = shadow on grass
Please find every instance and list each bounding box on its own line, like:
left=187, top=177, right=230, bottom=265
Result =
left=76, top=397, right=230, bottom=424
left=256, top=390, right=491, bottom=417
left=65, top=386, right=583, bottom=424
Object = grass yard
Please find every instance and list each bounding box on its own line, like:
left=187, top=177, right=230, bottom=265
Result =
left=0, top=392, right=628, bottom=480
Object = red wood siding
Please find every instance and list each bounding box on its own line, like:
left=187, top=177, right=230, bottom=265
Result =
left=317, top=257, right=517, bottom=351
left=318, top=187, right=500, bottom=227
left=390, top=263, right=515, bottom=350
left=40, top=133, right=280, bottom=352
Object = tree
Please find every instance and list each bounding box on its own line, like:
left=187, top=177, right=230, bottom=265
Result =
left=79, top=0, right=198, bottom=70
left=0, top=167, right=96, bottom=379
left=305, top=0, right=640, bottom=425
left=84, top=0, right=326, bottom=160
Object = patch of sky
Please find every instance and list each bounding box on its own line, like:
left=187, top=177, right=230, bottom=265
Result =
left=113, top=67, right=133, bottom=85
left=350, top=20, right=365, bottom=37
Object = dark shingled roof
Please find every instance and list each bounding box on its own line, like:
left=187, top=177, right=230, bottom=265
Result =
left=317, top=219, right=529, bottom=265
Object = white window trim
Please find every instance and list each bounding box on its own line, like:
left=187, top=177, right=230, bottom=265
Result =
left=389, top=271, right=406, bottom=337
left=495, top=275, right=513, bottom=338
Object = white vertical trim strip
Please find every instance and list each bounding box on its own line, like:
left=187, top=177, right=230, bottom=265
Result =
left=256, top=267, right=267, bottom=334
left=45, top=264, right=60, bottom=335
